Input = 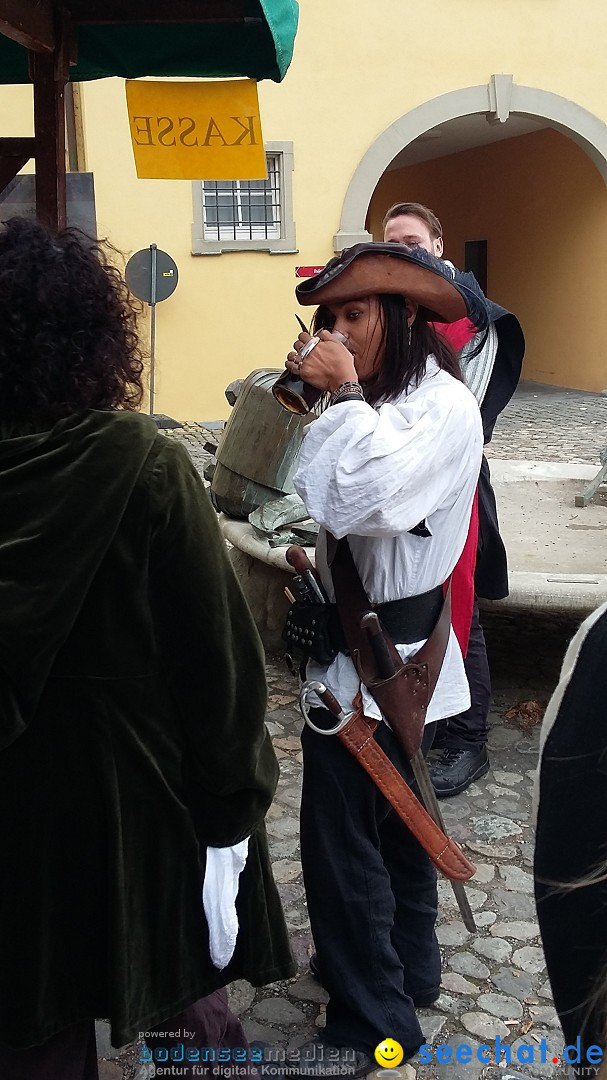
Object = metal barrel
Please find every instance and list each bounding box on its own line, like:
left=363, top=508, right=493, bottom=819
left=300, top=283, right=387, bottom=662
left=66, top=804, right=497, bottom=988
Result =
left=211, top=369, right=307, bottom=519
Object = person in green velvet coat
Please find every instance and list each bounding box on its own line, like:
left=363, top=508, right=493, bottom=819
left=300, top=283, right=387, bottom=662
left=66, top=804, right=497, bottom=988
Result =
left=0, top=218, right=294, bottom=1079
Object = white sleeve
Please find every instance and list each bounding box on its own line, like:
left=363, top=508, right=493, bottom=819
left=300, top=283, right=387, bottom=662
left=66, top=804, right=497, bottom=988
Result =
left=293, top=379, right=483, bottom=539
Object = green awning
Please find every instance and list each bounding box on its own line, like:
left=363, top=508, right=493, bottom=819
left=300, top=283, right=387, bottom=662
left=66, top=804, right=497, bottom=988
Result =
left=0, top=0, right=299, bottom=84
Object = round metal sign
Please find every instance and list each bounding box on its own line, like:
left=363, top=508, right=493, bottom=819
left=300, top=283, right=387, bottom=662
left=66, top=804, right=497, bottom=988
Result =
left=125, top=246, right=179, bottom=305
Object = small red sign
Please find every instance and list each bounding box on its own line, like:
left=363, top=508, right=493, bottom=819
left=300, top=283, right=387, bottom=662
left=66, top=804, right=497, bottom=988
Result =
left=295, top=265, right=324, bottom=278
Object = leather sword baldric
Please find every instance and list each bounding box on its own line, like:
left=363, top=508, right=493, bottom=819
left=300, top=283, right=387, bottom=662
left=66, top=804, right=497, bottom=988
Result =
left=327, top=534, right=448, bottom=760
left=339, top=708, right=475, bottom=882
left=288, top=543, right=477, bottom=910
left=299, top=682, right=474, bottom=882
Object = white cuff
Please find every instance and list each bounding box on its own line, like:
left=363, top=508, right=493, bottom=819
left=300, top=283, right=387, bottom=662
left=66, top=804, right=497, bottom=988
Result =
left=202, top=839, right=249, bottom=970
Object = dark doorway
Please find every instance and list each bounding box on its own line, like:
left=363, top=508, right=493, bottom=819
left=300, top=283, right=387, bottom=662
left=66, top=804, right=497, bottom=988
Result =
left=464, top=239, right=487, bottom=295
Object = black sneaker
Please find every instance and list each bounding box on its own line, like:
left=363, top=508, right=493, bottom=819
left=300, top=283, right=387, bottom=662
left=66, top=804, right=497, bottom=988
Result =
left=289, top=1040, right=374, bottom=1079
left=412, top=987, right=441, bottom=1007
left=429, top=746, right=489, bottom=798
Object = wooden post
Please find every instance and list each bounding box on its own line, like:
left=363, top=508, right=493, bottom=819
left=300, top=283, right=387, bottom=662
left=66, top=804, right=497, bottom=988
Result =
left=28, top=10, right=74, bottom=231
left=31, top=47, right=67, bottom=230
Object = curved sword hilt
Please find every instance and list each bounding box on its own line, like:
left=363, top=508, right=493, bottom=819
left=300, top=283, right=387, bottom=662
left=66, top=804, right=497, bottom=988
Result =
left=299, top=680, right=353, bottom=735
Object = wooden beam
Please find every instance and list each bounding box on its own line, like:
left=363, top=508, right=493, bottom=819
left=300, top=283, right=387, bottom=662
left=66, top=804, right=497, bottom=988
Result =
left=0, top=138, right=36, bottom=158
left=0, top=0, right=55, bottom=53
left=71, top=82, right=87, bottom=170
left=0, top=137, right=36, bottom=198
left=31, top=48, right=67, bottom=230
left=65, top=82, right=86, bottom=171
left=68, top=0, right=246, bottom=23
left=0, top=156, right=30, bottom=196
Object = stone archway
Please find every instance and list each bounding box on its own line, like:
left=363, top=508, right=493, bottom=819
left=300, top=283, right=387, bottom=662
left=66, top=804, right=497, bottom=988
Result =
left=334, top=76, right=607, bottom=251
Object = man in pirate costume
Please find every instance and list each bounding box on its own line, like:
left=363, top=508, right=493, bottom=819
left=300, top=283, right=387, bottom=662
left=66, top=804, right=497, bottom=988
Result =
left=384, top=203, right=525, bottom=797
left=283, top=242, right=486, bottom=1074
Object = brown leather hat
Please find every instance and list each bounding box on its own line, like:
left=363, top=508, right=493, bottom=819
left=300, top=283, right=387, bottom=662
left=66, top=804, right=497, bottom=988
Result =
left=296, top=242, right=489, bottom=327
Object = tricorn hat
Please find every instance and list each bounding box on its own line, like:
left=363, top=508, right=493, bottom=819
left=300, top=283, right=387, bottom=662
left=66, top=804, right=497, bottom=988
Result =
left=296, top=242, right=489, bottom=329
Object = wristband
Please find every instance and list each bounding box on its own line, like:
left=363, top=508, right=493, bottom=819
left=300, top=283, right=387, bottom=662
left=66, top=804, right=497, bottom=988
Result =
left=330, top=381, right=364, bottom=405
left=331, top=393, right=365, bottom=405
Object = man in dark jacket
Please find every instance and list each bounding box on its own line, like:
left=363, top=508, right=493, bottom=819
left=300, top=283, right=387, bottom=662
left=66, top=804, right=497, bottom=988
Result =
left=384, top=202, right=524, bottom=796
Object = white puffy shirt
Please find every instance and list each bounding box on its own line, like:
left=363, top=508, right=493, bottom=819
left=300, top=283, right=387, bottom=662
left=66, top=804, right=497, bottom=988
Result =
left=293, top=358, right=484, bottom=724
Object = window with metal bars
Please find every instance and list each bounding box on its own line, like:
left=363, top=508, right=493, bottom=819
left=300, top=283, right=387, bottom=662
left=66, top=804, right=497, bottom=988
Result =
left=202, top=154, right=281, bottom=241
left=191, top=142, right=296, bottom=255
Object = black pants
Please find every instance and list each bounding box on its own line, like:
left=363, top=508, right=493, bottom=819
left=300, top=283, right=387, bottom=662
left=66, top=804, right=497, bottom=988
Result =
left=437, top=601, right=491, bottom=751
left=300, top=714, right=439, bottom=1060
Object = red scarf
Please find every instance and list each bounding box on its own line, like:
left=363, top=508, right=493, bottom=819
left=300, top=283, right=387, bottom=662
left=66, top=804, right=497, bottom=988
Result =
left=433, top=318, right=479, bottom=657
left=445, top=492, right=478, bottom=657
left=432, top=317, right=476, bottom=352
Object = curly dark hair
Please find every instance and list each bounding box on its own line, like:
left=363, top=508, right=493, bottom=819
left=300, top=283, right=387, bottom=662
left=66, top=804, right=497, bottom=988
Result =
left=0, top=217, right=145, bottom=433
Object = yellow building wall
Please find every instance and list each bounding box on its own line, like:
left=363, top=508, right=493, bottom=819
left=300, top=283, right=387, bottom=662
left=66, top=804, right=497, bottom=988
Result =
left=3, top=0, right=607, bottom=412
left=369, top=129, right=607, bottom=391
left=81, top=78, right=301, bottom=421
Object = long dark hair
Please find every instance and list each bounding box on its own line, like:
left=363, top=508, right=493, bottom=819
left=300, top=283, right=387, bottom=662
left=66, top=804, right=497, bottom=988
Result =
left=312, top=293, right=461, bottom=407
left=0, top=217, right=145, bottom=434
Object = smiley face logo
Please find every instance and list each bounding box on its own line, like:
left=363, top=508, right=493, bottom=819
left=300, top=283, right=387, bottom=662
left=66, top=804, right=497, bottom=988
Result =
left=374, top=1039, right=404, bottom=1069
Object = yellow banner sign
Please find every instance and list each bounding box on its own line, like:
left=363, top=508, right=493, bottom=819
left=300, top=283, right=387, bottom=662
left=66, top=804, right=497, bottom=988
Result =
left=125, top=80, right=267, bottom=180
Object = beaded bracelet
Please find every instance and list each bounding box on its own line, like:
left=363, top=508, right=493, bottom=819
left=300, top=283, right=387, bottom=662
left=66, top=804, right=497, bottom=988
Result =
left=331, top=381, right=364, bottom=405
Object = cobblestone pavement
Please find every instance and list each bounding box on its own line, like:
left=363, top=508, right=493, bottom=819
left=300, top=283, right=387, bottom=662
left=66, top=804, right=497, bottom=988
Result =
left=161, top=379, right=607, bottom=469
left=238, top=611, right=578, bottom=1080
left=488, top=381, right=607, bottom=465
left=102, top=611, right=580, bottom=1080
left=160, top=419, right=220, bottom=478
left=98, top=384, right=601, bottom=1079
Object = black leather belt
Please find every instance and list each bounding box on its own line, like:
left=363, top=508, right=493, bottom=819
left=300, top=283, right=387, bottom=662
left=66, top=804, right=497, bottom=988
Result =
left=332, top=584, right=444, bottom=651
left=375, top=585, right=444, bottom=644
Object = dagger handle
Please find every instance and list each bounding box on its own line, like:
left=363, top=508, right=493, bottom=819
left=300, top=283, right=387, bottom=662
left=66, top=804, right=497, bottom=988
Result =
left=361, top=612, right=395, bottom=679
left=286, top=545, right=316, bottom=576
left=316, top=685, right=346, bottom=718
